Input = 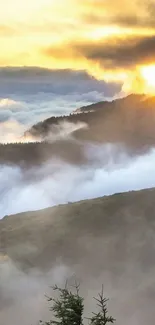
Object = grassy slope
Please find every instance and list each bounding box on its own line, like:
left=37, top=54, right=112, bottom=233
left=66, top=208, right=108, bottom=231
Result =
left=1, top=187, right=155, bottom=270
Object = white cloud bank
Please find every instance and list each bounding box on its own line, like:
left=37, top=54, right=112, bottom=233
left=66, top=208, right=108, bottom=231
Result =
left=0, top=144, right=155, bottom=217
left=0, top=67, right=121, bottom=141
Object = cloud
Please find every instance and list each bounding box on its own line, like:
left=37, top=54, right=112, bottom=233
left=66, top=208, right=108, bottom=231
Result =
left=0, top=68, right=121, bottom=140
left=81, top=0, right=155, bottom=29
left=43, top=120, right=88, bottom=142
left=0, top=98, right=22, bottom=108
left=0, top=120, right=40, bottom=143
left=39, top=0, right=155, bottom=90
left=0, top=120, right=25, bottom=143
left=0, top=99, right=24, bottom=123
left=44, top=35, right=155, bottom=72
left=1, top=0, right=155, bottom=92
left=1, top=143, right=155, bottom=217
left=0, top=67, right=121, bottom=97
left=0, top=258, right=72, bottom=325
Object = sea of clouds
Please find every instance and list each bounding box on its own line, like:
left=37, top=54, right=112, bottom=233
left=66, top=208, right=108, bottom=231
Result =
left=0, top=67, right=121, bottom=143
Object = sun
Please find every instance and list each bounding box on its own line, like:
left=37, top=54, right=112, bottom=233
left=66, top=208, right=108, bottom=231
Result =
left=141, top=65, right=155, bottom=93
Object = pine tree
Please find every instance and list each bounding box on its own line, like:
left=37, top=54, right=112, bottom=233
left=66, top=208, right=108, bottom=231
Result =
left=40, top=282, right=84, bottom=325
left=40, top=283, right=115, bottom=325
left=89, top=285, right=115, bottom=325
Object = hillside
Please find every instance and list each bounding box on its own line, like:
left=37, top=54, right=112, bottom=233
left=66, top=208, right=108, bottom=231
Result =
left=76, top=94, right=146, bottom=113
left=1, top=188, right=155, bottom=324
left=1, top=94, right=155, bottom=166
left=25, top=94, right=155, bottom=152
left=0, top=139, right=86, bottom=166
left=25, top=94, right=145, bottom=139
left=1, top=187, right=155, bottom=270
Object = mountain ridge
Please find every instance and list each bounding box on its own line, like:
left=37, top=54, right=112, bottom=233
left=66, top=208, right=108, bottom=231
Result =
left=1, top=93, right=155, bottom=166
left=25, top=93, right=147, bottom=138
left=24, top=93, right=155, bottom=150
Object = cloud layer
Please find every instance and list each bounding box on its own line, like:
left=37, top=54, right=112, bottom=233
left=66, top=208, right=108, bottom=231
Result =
left=1, top=143, right=155, bottom=217
left=0, top=67, right=121, bottom=142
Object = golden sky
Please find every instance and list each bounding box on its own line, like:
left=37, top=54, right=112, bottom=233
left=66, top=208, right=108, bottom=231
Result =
left=1, top=0, right=155, bottom=93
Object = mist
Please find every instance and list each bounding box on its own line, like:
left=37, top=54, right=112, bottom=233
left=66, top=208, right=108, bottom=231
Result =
left=0, top=141, right=155, bottom=217
left=0, top=258, right=72, bottom=325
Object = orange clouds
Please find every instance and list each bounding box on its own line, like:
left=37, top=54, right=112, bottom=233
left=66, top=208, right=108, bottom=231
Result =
left=1, top=0, right=155, bottom=94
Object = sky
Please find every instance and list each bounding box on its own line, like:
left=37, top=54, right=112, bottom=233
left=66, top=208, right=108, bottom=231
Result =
left=1, top=0, right=155, bottom=93
left=1, top=0, right=155, bottom=141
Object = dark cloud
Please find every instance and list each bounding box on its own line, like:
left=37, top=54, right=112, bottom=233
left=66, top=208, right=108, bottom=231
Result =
left=68, top=35, right=155, bottom=70
left=83, top=12, right=142, bottom=28
left=0, top=67, right=121, bottom=97
left=83, top=13, right=139, bottom=27
left=84, top=13, right=155, bottom=29
left=82, top=0, right=155, bottom=29
left=111, top=4, right=155, bottom=28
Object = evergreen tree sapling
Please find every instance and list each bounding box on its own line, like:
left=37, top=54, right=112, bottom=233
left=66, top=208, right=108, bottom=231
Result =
left=89, top=285, right=115, bottom=325
left=40, top=282, right=84, bottom=325
left=40, top=283, right=115, bottom=325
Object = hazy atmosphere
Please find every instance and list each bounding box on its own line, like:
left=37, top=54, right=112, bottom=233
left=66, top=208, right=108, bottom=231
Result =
left=1, top=1, right=155, bottom=325
left=1, top=141, right=155, bottom=217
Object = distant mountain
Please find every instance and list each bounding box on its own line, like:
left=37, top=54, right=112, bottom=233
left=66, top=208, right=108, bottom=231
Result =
left=25, top=93, right=155, bottom=153
left=25, top=94, right=145, bottom=139
left=1, top=93, right=155, bottom=166
left=76, top=94, right=146, bottom=113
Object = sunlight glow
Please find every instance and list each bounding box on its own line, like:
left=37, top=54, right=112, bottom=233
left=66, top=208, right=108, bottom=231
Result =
left=141, top=65, right=155, bottom=93
left=1, top=0, right=155, bottom=94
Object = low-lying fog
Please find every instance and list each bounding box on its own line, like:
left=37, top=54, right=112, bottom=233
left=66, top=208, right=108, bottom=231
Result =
left=0, top=139, right=155, bottom=217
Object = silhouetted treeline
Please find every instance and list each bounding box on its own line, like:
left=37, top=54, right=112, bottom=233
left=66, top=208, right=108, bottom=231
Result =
left=0, top=140, right=86, bottom=167
left=26, top=93, right=155, bottom=152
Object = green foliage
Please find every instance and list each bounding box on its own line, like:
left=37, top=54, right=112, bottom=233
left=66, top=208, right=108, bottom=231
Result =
left=40, top=283, right=115, bottom=325
left=40, top=282, right=84, bottom=325
left=89, top=285, right=115, bottom=325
